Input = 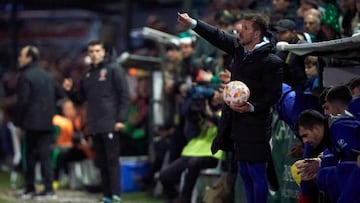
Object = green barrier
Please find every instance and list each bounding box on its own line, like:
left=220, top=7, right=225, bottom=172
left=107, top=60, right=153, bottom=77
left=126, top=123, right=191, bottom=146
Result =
left=268, top=113, right=300, bottom=203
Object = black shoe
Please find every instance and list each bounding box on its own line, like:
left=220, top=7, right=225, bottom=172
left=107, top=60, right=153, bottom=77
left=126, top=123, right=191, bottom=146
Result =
left=16, top=191, right=35, bottom=200
left=33, top=191, right=58, bottom=201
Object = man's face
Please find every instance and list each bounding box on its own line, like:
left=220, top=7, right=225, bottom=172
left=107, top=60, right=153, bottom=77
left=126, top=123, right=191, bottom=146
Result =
left=327, top=101, right=346, bottom=115
left=304, top=15, right=320, bottom=35
left=234, top=20, right=260, bottom=47
left=339, top=0, right=354, bottom=13
left=18, top=47, right=32, bottom=68
left=272, top=0, right=290, bottom=12
left=276, top=30, right=295, bottom=42
left=180, top=43, right=193, bottom=59
left=352, top=87, right=360, bottom=98
left=298, top=125, right=324, bottom=147
left=322, top=102, right=331, bottom=116
left=321, top=24, right=337, bottom=40
left=88, top=44, right=105, bottom=65
left=62, top=100, right=76, bottom=119
left=166, top=49, right=182, bottom=63
left=304, top=60, right=317, bottom=79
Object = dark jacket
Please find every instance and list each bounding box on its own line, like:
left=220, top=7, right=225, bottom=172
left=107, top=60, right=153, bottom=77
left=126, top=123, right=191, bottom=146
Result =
left=14, top=62, right=64, bottom=131
left=275, top=37, right=307, bottom=90
left=194, top=20, right=284, bottom=161
left=68, top=61, right=129, bottom=134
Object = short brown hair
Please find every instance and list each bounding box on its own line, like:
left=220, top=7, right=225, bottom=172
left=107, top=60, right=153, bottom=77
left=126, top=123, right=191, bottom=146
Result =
left=348, top=77, right=360, bottom=91
left=87, top=40, right=104, bottom=48
left=242, top=12, right=268, bottom=38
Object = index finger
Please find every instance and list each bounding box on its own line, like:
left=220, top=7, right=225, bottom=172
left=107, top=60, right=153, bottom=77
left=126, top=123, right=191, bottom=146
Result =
left=177, top=12, right=185, bottom=18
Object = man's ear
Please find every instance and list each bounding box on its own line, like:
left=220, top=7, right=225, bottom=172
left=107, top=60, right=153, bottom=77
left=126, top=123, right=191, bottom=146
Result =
left=314, top=124, right=325, bottom=137
left=254, top=30, right=261, bottom=39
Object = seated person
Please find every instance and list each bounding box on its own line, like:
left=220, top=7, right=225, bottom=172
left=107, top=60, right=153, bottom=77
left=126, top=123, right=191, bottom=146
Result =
left=303, top=56, right=319, bottom=94
left=348, top=77, right=360, bottom=120
left=120, top=76, right=149, bottom=156
left=276, top=83, right=322, bottom=131
left=294, top=86, right=360, bottom=203
left=159, top=90, right=223, bottom=203
left=52, top=99, right=93, bottom=187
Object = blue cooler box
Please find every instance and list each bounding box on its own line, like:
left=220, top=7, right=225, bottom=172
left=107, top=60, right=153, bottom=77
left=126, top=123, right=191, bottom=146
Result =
left=120, top=156, right=149, bottom=192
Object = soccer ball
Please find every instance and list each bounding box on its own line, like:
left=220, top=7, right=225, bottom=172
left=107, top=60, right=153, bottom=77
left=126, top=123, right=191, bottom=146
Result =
left=223, top=81, right=250, bottom=106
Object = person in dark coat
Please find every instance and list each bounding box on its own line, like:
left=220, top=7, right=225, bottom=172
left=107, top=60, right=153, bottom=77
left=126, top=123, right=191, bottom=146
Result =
left=273, top=19, right=308, bottom=91
left=63, top=40, right=129, bottom=203
left=178, top=12, right=284, bottom=203
left=15, top=45, right=64, bottom=200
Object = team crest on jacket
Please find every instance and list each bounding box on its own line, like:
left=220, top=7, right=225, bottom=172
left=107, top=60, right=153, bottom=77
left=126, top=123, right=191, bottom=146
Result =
left=337, top=139, right=348, bottom=150
left=99, top=68, right=107, bottom=81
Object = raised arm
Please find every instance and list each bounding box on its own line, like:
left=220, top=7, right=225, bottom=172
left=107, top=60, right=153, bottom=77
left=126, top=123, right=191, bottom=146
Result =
left=177, top=12, right=238, bottom=54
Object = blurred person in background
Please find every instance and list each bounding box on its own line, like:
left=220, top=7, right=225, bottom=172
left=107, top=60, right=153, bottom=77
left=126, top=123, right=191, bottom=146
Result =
left=0, top=71, right=19, bottom=172
left=63, top=40, right=129, bottom=203
left=297, top=0, right=319, bottom=18
left=274, top=19, right=308, bottom=91
left=320, top=4, right=341, bottom=40
left=303, top=56, right=320, bottom=94
left=159, top=88, right=224, bottom=203
left=120, top=76, right=150, bottom=156
left=14, top=45, right=64, bottom=200
left=348, top=77, right=360, bottom=120
left=269, top=0, right=297, bottom=28
left=303, top=10, right=327, bottom=42
left=338, top=0, right=356, bottom=37
left=52, top=99, right=92, bottom=189
left=351, top=0, right=360, bottom=34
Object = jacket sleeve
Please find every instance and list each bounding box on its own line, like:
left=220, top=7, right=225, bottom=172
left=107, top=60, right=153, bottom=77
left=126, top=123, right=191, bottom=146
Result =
left=14, top=75, right=31, bottom=127
left=211, top=104, right=233, bottom=154
left=111, top=63, right=130, bottom=123
left=252, top=55, right=284, bottom=113
left=193, top=20, right=238, bottom=55
left=331, top=120, right=360, bottom=160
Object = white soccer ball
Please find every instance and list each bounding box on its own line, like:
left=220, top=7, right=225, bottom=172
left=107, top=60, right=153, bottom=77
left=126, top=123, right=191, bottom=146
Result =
left=223, top=80, right=250, bottom=106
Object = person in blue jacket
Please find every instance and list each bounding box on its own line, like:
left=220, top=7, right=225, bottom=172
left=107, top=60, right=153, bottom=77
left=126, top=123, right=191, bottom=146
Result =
left=276, top=83, right=322, bottom=131
left=348, top=77, right=360, bottom=120
left=296, top=85, right=360, bottom=203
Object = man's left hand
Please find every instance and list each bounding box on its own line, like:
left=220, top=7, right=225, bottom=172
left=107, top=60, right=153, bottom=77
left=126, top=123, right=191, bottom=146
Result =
left=230, top=102, right=252, bottom=113
left=114, top=122, right=125, bottom=132
left=298, top=158, right=321, bottom=181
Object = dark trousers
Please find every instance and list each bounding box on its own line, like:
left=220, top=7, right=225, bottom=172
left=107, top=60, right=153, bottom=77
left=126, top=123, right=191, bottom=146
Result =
left=93, top=132, right=121, bottom=197
left=54, top=147, right=87, bottom=180
left=23, top=130, right=54, bottom=192
left=160, top=156, right=218, bottom=202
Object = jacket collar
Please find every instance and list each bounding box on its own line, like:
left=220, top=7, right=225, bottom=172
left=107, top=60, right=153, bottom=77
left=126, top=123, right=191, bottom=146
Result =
left=19, top=61, right=36, bottom=72
left=90, top=61, right=105, bottom=70
left=244, top=41, right=272, bottom=56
